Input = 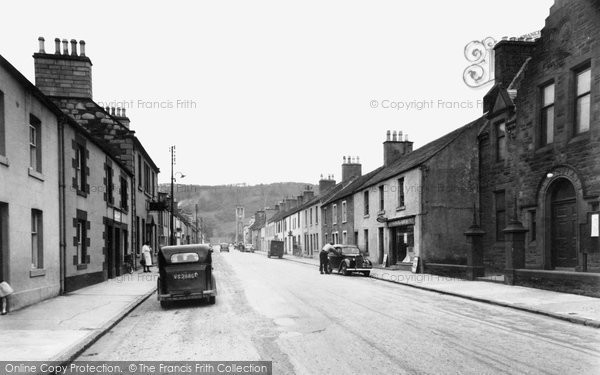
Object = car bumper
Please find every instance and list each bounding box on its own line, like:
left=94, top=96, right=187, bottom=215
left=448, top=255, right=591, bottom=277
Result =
left=347, top=268, right=372, bottom=272
left=158, top=289, right=216, bottom=301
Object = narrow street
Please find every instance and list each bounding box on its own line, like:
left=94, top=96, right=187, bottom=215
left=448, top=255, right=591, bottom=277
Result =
left=77, top=250, right=600, bottom=374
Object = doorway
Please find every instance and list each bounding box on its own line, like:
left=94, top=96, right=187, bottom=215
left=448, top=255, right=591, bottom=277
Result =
left=390, top=225, right=414, bottom=264
left=550, top=179, right=577, bottom=268
left=0, top=203, right=8, bottom=282
left=114, top=229, right=122, bottom=277
left=378, top=227, right=384, bottom=264
left=105, top=223, right=114, bottom=279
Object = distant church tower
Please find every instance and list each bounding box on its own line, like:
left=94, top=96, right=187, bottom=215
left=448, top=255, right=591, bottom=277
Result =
left=235, top=206, right=245, bottom=243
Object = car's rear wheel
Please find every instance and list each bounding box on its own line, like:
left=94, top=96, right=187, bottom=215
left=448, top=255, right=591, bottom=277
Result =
left=160, top=300, right=169, bottom=309
left=278, top=255, right=283, bottom=259
left=208, top=296, right=216, bottom=305
left=326, top=264, right=332, bottom=274
left=341, top=263, right=350, bottom=276
left=362, top=271, right=370, bottom=277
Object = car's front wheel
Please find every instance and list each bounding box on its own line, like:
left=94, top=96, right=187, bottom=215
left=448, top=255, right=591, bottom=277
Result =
left=362, top=271, right=370, bottom=277
left=160, top=300, right=169, bottom=309
left=340, top=263, right=350, bottom=276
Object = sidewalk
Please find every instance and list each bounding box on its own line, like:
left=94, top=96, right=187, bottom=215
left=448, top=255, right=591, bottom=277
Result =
left=277, top=254, right=600, bottom=328
left=0, top=270, right=157, bottom=361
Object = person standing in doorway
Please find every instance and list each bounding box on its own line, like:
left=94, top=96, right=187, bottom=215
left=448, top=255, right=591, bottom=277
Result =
left=142, top=242, right=153, bottom=272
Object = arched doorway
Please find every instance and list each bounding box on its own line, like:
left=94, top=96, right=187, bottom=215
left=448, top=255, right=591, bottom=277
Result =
left=549, top=179, right=577, bottom=268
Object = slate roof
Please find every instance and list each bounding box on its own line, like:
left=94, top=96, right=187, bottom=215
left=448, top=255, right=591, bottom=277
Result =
left=266, top=184, right=343, bottom=224
left=358, top=118, right=485, bottom=192
left=248, top=215, right=266, bottom=231
left=320, top=166, right=385, bottom=206
left=0, top=54, right=134, bottom=177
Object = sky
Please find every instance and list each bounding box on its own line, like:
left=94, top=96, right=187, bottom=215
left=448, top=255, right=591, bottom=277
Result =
left=1, top=0, right=554, bottom=186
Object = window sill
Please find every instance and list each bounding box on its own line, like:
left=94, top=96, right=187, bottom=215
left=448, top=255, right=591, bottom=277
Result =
left=568, top=132, right=590, bottom=144
left=535, top=144, right=553, bottom=154
left=0, top=155, right=8, bottom=167
left=396, top=206, right=406, bottom=212
left=28, top=168, right=44, bottom=181
left=378, top=210, right=386, bottom=216
left=76, top=264, right=87, bottom=270
left=76, top=190, right=88, bottom=198
left=363, top=214, right=370, bottom=219
left=30, top=269, right=46, bottom=278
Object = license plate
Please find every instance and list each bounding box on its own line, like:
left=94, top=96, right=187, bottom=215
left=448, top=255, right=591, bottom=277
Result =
left=172, top=272, right=199, bottom=280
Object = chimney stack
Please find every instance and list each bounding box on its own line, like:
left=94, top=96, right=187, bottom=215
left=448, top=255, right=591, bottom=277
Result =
left=319, top=175, right=336, bottom=194
left=341, top=155, right=362, bottom=182
left=383, top=130, right=413, bottom=166
left=34, top=36, right=93, bottom=99
left=38, top=37, right=45, bottom=53
left=492, top=38, right=535, bottom=89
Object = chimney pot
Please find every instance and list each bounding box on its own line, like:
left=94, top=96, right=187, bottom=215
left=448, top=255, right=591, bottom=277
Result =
left=70, top=39, right=78, bottom=56
left=392, top=130, right=397, bottom=141
left=111, top=107, right=116, bottom=116
left=122, top=108, right=126, bottom=117
left=357, top=156, right=360, bottom=164
left=405, top=134, right=409, bottom=141
left=116, top=108, right=122, bottom=117
left=62, top=39, right=69, bottom=55
left=79, top=40, right=86, bottom=56
left=343, top=156, right=346, bottom=164
left=38, top=37, right=45, bottom=53
left=386, top=130, right=391, bottom=141
left=399, top=130, right=403, bottom=139
left=54, top=38, right=61, bottom=54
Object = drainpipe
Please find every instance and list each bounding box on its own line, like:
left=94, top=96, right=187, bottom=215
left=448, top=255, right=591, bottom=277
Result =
left=58, top=118, right=66, bottom=294
left=131, top=166, right=137, bottom=270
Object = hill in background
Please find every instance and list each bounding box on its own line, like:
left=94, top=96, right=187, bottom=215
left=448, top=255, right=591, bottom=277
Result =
left=158, top=182, right=316, bottom=242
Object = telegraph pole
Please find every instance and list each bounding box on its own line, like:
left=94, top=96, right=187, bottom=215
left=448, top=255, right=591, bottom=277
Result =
left=195, top=203, right=199, bottom=243
left=169, top=145, right=175, bottom=246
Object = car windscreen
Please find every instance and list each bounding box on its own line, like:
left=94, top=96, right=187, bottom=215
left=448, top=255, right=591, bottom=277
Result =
left=340, top=247, right=360, bottom=255
left=170, top=252, right=199, bottom=263
left=161, top=247, right=211, bottom=264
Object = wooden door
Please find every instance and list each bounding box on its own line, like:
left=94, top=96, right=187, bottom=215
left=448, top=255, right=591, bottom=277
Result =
left=552, top=201, right=577, bottom=268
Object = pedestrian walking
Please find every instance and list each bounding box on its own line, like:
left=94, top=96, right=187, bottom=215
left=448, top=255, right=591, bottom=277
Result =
left=142, top=242, right=153, bottom=272
left=320, top=242, right=334, bottom=274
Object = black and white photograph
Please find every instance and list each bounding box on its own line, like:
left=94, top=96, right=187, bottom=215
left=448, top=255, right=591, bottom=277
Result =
left=0, top=0, right=599, bottom=374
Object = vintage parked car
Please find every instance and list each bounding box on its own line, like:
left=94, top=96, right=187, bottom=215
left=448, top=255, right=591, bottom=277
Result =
left=157, top=244, right=217, bottom=308
left=327, top=244, right=372, bottom=276
left=245, top=243, right=255, bottom=253
left=267, top=240, right=284, bottom=258
left=219, top=243, right=230, bottom=252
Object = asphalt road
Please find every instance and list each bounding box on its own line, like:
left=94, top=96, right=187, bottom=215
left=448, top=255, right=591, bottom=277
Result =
left=78, top=250, right=600, bottom=374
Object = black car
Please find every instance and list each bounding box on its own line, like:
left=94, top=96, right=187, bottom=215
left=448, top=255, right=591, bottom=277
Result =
left=157, top=244, right=217, bottom=308
left=327, top=244, right=372, bottom=276
left=219, top=243, right=230, bottom=252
